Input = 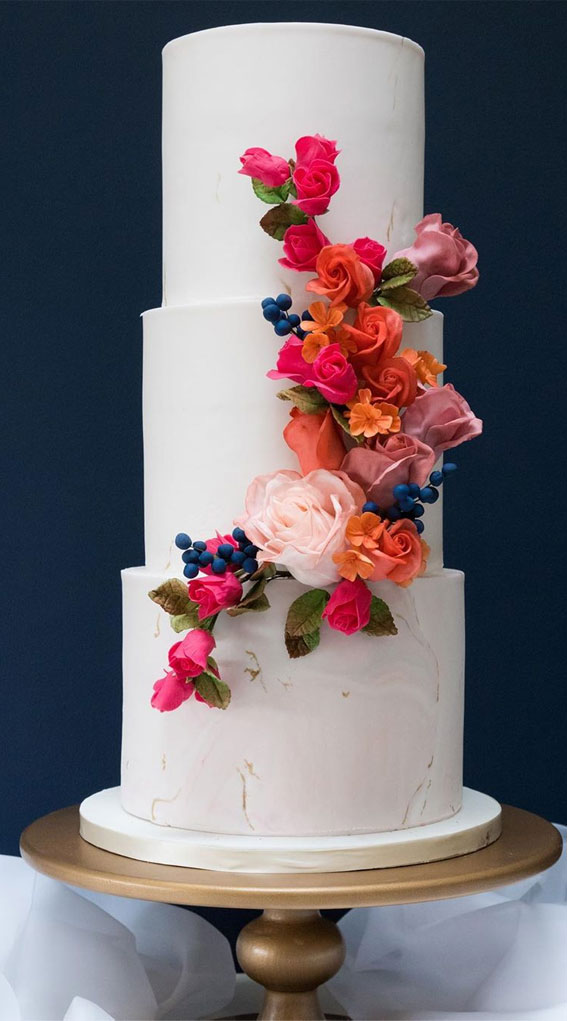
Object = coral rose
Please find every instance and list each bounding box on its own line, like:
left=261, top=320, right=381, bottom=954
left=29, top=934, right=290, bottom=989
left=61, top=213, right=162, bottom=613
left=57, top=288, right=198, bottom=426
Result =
left=283, top=407, right=345, bottom=475
left=292, top=159, right=340, bottom=216
left=188, top=573, right=243, bottom=620
left=238, top=147, right=290, bottom=188
left=341, top=433, right=436, bottom=508
left=342, top=303, right=403, bottom=372
left=168, top=629, right=215, bottom=679
left=306, top=245, right=374, bottom=307
left=279, top=220, right=330, bottom=272
left=322, top=578, right=372, bottom=636
left=362, top=356, right=418, bottom=407
left=369, top=519, right=425, bottom=586
left=352, top=237, right=387, bottom=283
left=236, top=469, right=365, bottom=586
left=394, top=214, right=479, bottom=300
left=402, top=383, right=482, bottom=458
left=295, top=134, right=340, bottom=167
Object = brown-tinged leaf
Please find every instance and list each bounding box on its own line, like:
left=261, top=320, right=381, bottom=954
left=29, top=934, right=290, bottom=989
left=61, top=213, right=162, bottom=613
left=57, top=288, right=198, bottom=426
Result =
left=148, top=579, right=192, bottom=616
left=260, top=202, right=308, bottom=240
left=362, top=596, right=398, bottom=637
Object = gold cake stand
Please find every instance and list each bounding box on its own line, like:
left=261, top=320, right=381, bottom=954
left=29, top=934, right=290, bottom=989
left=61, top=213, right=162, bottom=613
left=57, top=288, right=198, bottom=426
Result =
left=21, top=804, right=562, bottom=1021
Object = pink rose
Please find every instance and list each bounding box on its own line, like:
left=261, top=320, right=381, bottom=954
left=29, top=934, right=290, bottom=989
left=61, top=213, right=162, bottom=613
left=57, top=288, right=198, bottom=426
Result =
left=151, top=671, right=206, bottom=712
left=236, top=469, right=365, bottom=586
left=278, top=219, right=330, bottom=272
left=238, top=147, right=290, bottom=188
left=168, top=629, right=215, bottom=679
left=295, top=134, right=340, bottom=167
left=292, top=159, right=340, bottom=216
left=322, top=578, right=372, bottom=636
left=199, top=532, right=239, bottom=574
left=394, top=214, right=479, bottom=300
left=352, top=237, right=387, bottom=284
left=267, top=340, right=357, bottom=404
left=341, top=433, right=436, bottom=508
left=402, top=383, right=482, bottom=458
left=188, top=573, right=243, bottom=620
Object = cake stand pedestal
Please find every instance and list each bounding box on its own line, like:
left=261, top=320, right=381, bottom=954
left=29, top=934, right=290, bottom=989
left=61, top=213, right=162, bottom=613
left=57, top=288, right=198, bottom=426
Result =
left=21, top=805, right=562, bottom=1021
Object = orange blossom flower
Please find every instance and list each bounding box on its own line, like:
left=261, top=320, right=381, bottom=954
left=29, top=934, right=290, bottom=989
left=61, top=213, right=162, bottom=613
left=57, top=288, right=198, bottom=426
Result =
left=345, top=512, right=386, bottom=550
left=401, top=348, right=446, bottom=386
left=333, top=548, right=375, bottom=582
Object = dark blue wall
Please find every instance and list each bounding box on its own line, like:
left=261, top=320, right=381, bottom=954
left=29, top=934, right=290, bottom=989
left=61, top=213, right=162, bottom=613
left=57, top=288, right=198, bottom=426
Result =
left=2, top=0, right=565, bottom=880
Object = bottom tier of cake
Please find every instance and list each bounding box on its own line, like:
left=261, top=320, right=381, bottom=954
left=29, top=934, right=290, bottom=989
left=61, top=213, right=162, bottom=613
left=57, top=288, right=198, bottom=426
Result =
left=120, top=567, right=465, bottom=837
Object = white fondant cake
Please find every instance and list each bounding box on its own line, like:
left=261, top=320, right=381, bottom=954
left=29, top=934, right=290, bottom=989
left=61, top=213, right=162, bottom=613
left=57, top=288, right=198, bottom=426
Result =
left=80, top=24, right=496, bottom=866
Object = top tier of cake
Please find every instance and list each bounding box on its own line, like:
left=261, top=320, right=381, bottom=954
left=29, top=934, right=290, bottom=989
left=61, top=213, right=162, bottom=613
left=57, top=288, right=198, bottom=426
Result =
left=162, top=23, right=424, bottom=306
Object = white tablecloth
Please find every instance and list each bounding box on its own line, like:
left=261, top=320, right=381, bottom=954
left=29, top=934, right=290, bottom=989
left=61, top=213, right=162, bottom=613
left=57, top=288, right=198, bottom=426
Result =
left=1, top=824, right=565, bottom=1021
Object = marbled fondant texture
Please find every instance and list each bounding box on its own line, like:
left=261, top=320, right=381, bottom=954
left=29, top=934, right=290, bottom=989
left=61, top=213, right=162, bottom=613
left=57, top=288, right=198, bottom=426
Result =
left=121, top=568, right=464, bottom=836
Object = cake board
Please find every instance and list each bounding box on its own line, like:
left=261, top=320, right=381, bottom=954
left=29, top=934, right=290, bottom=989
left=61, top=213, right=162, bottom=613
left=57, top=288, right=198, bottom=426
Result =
left=79, top=786, right=502, bottom=874
left=21, top=804, right=562, bottom=1021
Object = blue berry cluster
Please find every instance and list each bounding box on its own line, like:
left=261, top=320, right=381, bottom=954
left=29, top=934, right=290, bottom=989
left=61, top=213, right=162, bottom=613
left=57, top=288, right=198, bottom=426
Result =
left=362, top=462, right=458, bottom=536
left=174, top=529, right=260, bottom=580
left=261, top=294, right=306, bottom=339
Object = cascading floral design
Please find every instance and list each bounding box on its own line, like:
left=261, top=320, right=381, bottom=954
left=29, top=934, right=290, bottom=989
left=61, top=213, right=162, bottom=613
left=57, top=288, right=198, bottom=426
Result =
left=148, top=134, right=481, bottom=712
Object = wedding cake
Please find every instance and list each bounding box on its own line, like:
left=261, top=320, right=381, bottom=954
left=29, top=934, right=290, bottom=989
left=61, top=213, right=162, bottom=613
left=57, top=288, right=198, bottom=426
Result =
left=80, top=23, right=501, bottom=872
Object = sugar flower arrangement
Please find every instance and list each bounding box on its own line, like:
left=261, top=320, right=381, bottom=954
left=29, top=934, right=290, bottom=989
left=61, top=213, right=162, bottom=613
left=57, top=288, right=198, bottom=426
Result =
left=149, top=134, right=481, bottom=713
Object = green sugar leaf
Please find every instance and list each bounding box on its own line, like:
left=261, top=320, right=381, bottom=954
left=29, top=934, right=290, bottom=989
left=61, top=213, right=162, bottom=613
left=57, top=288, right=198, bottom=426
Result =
left=170, top=610, right=199, bottom=633
left=381, top=257, right=417, bottom=282
left=285, top=588, right=330, bottom=638
left=252, top=178, right=292, bottom=205
left=330, top=404, right=364, bottom=444
left=148, top=579, right=193, bottom=616
left=377, top=286, right=432, bottom=323
left=260, top=201, right=308, bottom=239
left=193, top=670, right=231, bottom=710
left=277, top=385, right=328, bottom=414
left=285, top=628, right=321, bottom=659
left=227, top=593, right=271, bottom=616
left=362, top=596, right=398, bottom=637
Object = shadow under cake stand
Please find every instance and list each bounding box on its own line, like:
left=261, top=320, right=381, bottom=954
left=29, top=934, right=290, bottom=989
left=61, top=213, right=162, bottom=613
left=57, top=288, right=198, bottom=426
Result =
left=20, top=805, right=562, bottom=1021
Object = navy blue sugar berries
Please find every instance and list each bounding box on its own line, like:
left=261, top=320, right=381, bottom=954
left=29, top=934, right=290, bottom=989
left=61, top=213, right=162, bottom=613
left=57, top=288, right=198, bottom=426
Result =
left=175, top=532, right=192, bottom=550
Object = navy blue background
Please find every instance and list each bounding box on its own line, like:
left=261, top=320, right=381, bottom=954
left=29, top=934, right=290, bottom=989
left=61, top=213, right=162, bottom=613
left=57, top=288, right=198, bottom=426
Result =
left=2, top=0, right=565, bottom=950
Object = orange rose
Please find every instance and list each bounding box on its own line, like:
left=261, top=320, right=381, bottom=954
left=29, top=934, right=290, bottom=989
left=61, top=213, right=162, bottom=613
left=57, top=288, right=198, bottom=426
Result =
left=362, top=356, right=418, bottom=407
left=283, top=407, right=346, bottom=475
left=306, top=244, right=375, bottom=308
left=368, top=519, right=425, bottom=586
left=342, top=304, right=403, bottom=373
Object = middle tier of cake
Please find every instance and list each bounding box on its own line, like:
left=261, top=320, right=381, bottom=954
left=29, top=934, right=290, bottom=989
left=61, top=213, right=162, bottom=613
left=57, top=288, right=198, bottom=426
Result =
left=142, top=303, right=445, bottom=572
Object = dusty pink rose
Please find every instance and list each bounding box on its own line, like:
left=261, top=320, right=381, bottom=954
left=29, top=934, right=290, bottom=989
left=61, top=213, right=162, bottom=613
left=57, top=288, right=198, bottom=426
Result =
left=402, top=383, right=482, bottom=458
left=279, top=220, right=330, bottom=272
left=352, top=237, right=387, bottom=283
left=238, top=147, right=290, bottom=188
left=394, top=214, right=479, bottom=300
left=151, top=671, right=206, bottom=712
left=341, top=433, right=436, bottom=508
left=292, top=159, right=340, bottom=216
left=267, top=340, right=357, bottom=404
left=168, top=629, right=215, bottom=679
left=295, top=134, right=340, bottom=167
left=188, top=573, right=243, bottom=620
left=322, top=578, right=372, bottom=635
left=236, top=469, right=365, bottom=586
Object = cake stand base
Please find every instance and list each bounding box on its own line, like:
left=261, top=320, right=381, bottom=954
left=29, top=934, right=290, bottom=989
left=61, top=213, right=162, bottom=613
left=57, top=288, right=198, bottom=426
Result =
left=79, top=786, right=502, bottom=873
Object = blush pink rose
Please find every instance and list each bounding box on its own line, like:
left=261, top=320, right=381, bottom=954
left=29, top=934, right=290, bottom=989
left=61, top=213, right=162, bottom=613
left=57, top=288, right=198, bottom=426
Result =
left=292, top=159, right=340, bottom=216
left=369, top=519, right=425, bottom=586
left=267, top=340, right=357, bottom=404
left=238, top=147, right=290, bottom=188
left=394, top=214, right=479, bottom=300
left=236, top=469, right=365, bottom=586
left=352, top=237, right=387, bottom=284
left=151, top=671, right=206, bottom=712
left=168, top=629, right=215, bottom=679
left=188, top=573, right=243, bottom=620
left=322, top=578, right=372, bottom=635
left=402, top=383, right=482, bottom=458
left=278, top=220, right=330, bottom=272
left=295, top=134, right=340, bottom=167
left=341, top=433, right=436, bottom=508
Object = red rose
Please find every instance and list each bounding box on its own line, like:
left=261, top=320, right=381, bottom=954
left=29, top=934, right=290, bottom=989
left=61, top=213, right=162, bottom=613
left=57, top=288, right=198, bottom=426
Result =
left=352, top=237, right=387, bottom=284
left=279, top=220, right=330, bottom=272
left=322, top=578, right=372, bottom=635
left=188, top=573, right=243, bottom=620
left=295, top=134, right=340, bottom=167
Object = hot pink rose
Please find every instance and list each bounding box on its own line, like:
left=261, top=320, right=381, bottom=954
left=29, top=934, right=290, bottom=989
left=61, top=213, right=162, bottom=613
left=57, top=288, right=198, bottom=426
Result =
left=352, top=237, right=387, bottom=284
left=322, top=578, right=372, bottom=636
left=268, top=340, right=357, bottom=404
left=278, top=220, right=330, bottom=272
left=188, top=573, right=243, bottom=620
left=394, top=214, right=479, bottom=300
left=236, top=469, right=365, bottom=586
left=238, top=147, right=290, bottom=188
left=292, top=159, right=340, bottom=216
left=402, top=383, right=482, bottom=458
left=151, top=671, right=206, bottom=712
left=341, top=433, right=436, bottom=508
left=168, top=629, right=215, bottom=679
left=197, top=532, right=239, bottom=575
left=295, top=134, right=340, bottom=167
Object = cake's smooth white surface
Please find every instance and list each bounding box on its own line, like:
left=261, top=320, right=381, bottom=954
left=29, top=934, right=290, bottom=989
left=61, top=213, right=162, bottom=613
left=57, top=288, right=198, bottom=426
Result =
left=81, top=787, right=501, bottom=873
left=121, top=568, right=464, bottom=836
left=143, top=307, right=444, bottom=572
left=162, top=23, right=424, bottom=306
